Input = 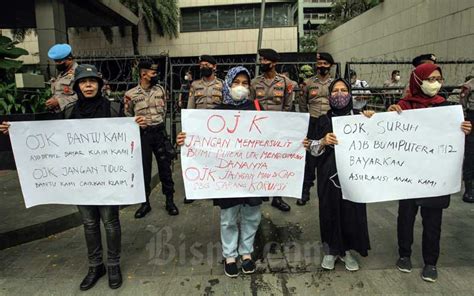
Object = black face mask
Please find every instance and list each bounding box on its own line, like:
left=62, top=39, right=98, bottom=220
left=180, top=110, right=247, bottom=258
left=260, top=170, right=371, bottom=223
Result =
left=56, top=63, right=68, bottom=72
left=318, top=66, right=331, bottom=76
left=260, top=63, right=272, bottom=73
left=200, top=67, right=213, bottom=78
left=150, top=76, right=159, bottom=86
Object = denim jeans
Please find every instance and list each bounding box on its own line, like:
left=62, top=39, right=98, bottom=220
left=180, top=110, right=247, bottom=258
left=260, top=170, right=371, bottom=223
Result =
left=77, top=205, right=121, bottom=266
left=220, top=204, right=261, bottom=259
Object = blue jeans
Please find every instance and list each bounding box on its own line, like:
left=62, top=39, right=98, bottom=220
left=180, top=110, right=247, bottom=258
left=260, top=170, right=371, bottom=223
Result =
left=77, top=205, right=121, bottom=266
left=220, top=204, right=261, bottom=259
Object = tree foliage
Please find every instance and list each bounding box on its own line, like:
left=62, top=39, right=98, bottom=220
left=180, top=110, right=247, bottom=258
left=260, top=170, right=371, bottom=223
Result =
left=299, top=0, right=381, bottom=52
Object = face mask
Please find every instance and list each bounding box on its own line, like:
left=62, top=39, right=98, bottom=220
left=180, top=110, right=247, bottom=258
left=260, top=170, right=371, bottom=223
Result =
left=420, top=80, right=441, bottom=97
left=329, top=92, right=351, bottom=109
left=200, top=67, right=213, bottom=77
left=149, top=76, right=159, bottom=86
left=230, top=85, right=249, bottom=101
left=318, top=66, right=331, bottom=76
left=394, top=75, right=401, bottom=81
left=260, top=63, right=272, bottom=73
left=105, top=90, right=111, bottom=96
left=56, top=63, right=68, bottom=72
left=184, top=75, right=190, bottom=81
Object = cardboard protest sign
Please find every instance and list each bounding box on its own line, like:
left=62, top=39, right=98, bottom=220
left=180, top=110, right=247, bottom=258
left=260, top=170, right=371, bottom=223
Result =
left=181, top=109, right=309, bottom=199
left=9, top=118, right=146, bottom=208
left=332, top=105, right=465, bottom=203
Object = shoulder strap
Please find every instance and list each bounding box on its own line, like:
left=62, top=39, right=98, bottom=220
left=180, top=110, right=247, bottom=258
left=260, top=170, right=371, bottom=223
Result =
left=63, top=102, right=76, bottom=119
left=109, top=101, right=122, bottom=117
left=254, top=99, right=261, bottom=111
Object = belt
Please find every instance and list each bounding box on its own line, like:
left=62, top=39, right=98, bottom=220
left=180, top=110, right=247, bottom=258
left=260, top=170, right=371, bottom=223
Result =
left=143, top=123, right=165, bottom=133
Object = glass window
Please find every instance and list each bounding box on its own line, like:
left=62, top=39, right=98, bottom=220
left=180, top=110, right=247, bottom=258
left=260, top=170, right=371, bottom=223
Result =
left=218, top=7, right=236, bottom=29
left=180, top=4, right=290, bottom=32
left=272, top=4, right=289, bottom=26
left=254, top=6, right=273, bottom=27
left=236, top=6, right=254, bottom=28
left=181, top=9, right=200, bottom=32
left=200, top=7, right=218, bottom=30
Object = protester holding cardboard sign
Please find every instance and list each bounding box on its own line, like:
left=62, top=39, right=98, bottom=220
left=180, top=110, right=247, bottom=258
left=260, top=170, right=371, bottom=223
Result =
left=2, top=64, right=147, bottom=291
left=387, top=63, right=472, bottom=283
left=304, top=78, right=374, bottom=272
left=177, top=66, right=269, bottom=278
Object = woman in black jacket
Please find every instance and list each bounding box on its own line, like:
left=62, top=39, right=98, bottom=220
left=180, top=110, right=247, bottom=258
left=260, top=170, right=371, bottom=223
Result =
left=2, top=64, right=146, bottom=291
left=304, top=78, right=374, bottom=272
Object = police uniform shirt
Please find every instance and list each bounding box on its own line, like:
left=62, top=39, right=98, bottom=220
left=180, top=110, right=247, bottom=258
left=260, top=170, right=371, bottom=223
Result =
left=187, top=78, right=224, bottom=109
left=50, top=62, right=79, bottom=111
left=124, top=84, right=167, bottom=126
left=251, top=74, right=293, bottom=112
left=299, top=76, right=334, bottom=118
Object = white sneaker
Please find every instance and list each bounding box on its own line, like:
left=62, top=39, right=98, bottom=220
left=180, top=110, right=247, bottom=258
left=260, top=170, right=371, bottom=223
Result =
left=340, top=251, right=359, bottom=271
left=321, top=255, right=337, bottom=270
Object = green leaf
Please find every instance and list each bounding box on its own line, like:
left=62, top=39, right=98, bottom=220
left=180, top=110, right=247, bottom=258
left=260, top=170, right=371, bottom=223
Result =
left=0, top=47, right=29, bottom=59
left=0, top=59, right=23, bottom=71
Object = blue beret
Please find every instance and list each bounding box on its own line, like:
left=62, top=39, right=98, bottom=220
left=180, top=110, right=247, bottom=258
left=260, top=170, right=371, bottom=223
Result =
left=48, top=44, right=72, bottom=60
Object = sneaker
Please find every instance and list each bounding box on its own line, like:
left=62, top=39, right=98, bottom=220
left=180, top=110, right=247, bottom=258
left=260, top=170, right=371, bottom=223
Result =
left=241, top=258, right=256, bottom=274
left=321, top=255, right=337, bottom=270
left=421, top=265, right=437, bottom=283
left=340, top=251, right=359, bottom=271
left=224, top=261, right=239, bottom=278
left=396, top=257, right=412, bottom=273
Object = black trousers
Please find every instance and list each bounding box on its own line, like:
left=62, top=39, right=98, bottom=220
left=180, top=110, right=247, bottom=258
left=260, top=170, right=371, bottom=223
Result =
left=141, top=126, right=175, bottom=202
left=397, top=200, right=443, bottom=266
left=464, top=110, right=474, bottom=180
left=77, top=205, right=121, bottom=266
left=303, top=116, right=319, bottom=193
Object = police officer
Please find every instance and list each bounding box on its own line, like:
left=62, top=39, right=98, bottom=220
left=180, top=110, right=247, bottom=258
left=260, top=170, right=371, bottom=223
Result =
left=124, top=61, right=179, bottom=218
left=187, top=55, right=224, bottom=110
left=185, top=55, right=224, bottom=204
left=46, top=43, right=79, bottom=112
left=251, top=48, right=294, bottom=212
left=298, top=52, right=335, bottom=206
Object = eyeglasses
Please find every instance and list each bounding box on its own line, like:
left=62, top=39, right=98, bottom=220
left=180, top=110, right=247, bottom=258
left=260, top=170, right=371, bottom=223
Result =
left=425, top=76, right=444, bottom=83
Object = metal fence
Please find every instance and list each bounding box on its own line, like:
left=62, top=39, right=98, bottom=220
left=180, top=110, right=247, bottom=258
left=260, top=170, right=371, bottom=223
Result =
left=345, top=60, right=474, bottom=110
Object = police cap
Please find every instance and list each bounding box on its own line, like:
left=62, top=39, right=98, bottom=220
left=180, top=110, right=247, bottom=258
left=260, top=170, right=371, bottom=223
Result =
left=412, top=54, right=437, bottom=67
left=317, top=52, right=334, bottom=65
left=258, top=49, right=280, bottom=62
left=138, top=61, right=158, bottom=70
left=199, top=55, right=217, bottom=65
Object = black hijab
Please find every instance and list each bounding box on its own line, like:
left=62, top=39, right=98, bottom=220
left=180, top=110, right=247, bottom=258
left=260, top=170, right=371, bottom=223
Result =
left=327, top=78, right=354, bottom=117
left=71, top=78, right=110, bottom=119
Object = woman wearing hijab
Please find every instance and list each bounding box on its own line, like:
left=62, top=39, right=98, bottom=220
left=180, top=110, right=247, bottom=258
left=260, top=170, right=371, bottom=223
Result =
left=2, top=64, right=146, bottom=291
left=303, top=78, right=373, bottom=272
left=388, top=63, right=472, bottom=283
left=176, top=66, right=268, bottom=278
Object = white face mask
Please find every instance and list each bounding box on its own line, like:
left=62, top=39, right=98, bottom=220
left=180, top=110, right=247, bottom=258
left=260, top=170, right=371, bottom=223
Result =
left=184, top=75, right=189, bottom=81
left=105, top=90, right=111, bottom=96
left=394, top=75, right=401, bottom=81
left=420, top=80, right=442, bottom=97
left=230, top=85, right=249, bottom=101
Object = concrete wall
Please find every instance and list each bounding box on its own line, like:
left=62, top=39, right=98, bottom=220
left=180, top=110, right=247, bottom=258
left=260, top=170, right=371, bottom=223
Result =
left=318, top=0, right=474, bottom=85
